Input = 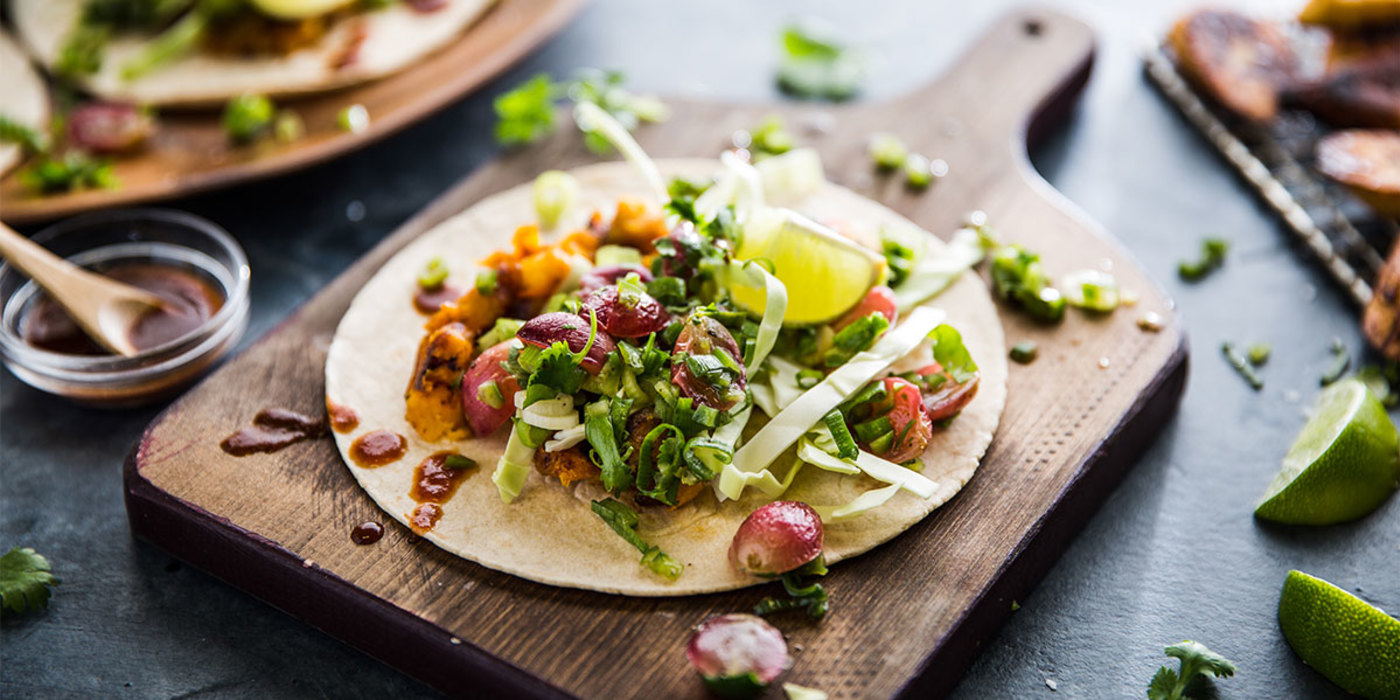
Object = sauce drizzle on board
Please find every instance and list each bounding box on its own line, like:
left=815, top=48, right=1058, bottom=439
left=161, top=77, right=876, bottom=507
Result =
left=220, top=408, right=327, bottom=456
left=349, top=430, right=408, bottom=467
left=350, top=521, right=384, bottom=545
left=22, top=262, right=225, bottom=355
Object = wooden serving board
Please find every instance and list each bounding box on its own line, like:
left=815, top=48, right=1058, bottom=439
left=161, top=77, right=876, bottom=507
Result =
left=0, top=0, right=586, bottom=225
left=124, top=8, right=1188, bottom=698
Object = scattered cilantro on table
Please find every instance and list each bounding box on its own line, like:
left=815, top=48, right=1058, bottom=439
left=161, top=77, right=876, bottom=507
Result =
left=1146, top=641, right=1235, bottom=700
left=0, top=547, right=59, bottom=616
left=493, top=70, right=667, bottom=153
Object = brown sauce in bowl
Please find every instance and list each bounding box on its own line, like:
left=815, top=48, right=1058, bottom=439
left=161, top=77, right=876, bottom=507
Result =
left=21, top=262, right=225, bottom=356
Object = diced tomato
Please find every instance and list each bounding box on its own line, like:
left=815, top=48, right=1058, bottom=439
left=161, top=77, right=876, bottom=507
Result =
left=835, top=286, right=897, bottom=332
left=880, top=377, right=932, bottom=463
left=913, top=363, right=980, bottom=423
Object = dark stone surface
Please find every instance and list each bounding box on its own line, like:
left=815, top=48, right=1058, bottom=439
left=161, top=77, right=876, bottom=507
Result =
left=2, top=1, right=1395, bottom=698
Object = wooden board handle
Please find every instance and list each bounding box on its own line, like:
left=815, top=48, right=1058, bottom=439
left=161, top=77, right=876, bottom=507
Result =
left=887, top=7, right=1095, bottom=157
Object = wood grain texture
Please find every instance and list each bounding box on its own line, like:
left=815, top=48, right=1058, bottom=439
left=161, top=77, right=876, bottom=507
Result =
left=124, top=8, right=1188, bottom=699
left=0, top=0, right=586, bottom=225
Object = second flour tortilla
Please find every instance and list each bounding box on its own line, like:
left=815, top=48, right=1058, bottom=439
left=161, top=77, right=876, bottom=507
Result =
left=325, top=159, right=1007, bottom=596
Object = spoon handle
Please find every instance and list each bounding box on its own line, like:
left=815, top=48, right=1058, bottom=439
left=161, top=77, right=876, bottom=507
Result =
left=0, top=222, right=165, bottom=356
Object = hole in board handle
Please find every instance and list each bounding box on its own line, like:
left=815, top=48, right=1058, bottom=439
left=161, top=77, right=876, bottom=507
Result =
left=1023, top=19, right=1043, bottom=36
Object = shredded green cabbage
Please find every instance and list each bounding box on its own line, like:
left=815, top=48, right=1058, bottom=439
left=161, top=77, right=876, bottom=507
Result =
left=573, top=102, right=667, bottom=202
left=721, top=306, right=945, bottom=500
left=492, top=423, right=537, bottom=503
left=812, top=483, right=901, bottom=522
left=755, top=148, right=825, bottom=203
left=892, top=227, right=986, bottom=312
left=726, top=260, right=787, bottom=372
left=695, top=150, right=765, bottom=224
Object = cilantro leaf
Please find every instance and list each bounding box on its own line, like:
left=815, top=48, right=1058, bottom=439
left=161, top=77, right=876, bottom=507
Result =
left=494, top=74, right=558, bottom=146
left=776, top=24, right=864, bottom=101
left=1148, top=640, right=1235, bottom=700
left=0, top=547, right=58, bottom=615
left=931, top=323, right=979, bottom=383
left=529, top=342, right=587, bottom=396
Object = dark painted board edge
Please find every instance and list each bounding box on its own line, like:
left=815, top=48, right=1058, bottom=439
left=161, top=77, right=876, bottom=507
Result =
left=122, top=441, right=570, bottom=700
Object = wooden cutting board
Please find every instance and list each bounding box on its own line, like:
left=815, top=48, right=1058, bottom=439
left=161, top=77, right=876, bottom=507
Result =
left=124, top=8, right=1187, bottom=698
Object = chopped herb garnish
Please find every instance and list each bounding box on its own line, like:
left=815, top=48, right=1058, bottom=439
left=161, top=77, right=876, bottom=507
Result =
left=0, top=115, right=48, bottom=154
left=1009, top=341, right=1038, bottom=364
left=1320, top=338, right=1350, bottom=386
left=417, top=257, right=449, bottom=291
left=476, top=318, right=523, bottom=353
left=223, top=93, right=275, bottom=144
left=1246, top=343, right=1270, bottom=367
left=931, top=324, right=978, bottom=383
left=796, top=368, right=823, bottom=389
left=532, top=169, right=580, bottom=228
left=990, top=244, right=1066, bottom=322
left=274, top=110, right=304, bottom=143
left=881, top=234, right=916, bottom=288
left=868, top=133, right=907, bottom=171
left=591, top=498, right=682, bottom=580
left=1062, top=270, right=1121, bottom=312
left=776, top=24, right=864, bottom=100
left=443, top=454, right=477, bottom=470
left=822, top=410, right=858, bottom=459
left=1147, top=641, right=1236, bottom=700
left=585, top=399, right=632, bottom=493
left=754, top=557, right=829, bottom=619
left=337, top=104, right=370, bottom=134
left=476, top=380, right=505, bottom=410
left=0, top=547, right=58, bottom=616
left=1221, top=342, right=1264, bottom=390
left=1178, top=238, right=1229, bottom=282
left=19, top=152, right=116, bottom=194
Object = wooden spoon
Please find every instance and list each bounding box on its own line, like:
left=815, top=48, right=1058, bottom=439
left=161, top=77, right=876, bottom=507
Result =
left=0, top=222, right=168, bottom=357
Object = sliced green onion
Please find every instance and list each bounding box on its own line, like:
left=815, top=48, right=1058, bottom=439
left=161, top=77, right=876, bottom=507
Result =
left=868, top=133, right=907, bottom=171
left=338, top=104, right=370, bottom=134
left=1247, top=343, right=1271, bottom=367
left=476, top=319, right=524, bottom=352
left=867, top=431, right=893, bottom=454
left=476, top=269, right=498, bottom=295
left=477, top=380, right=505, bottom=409
left=532, top=169, right=581, bottom=229
left=797, top=369, right=823, bottom=389
left=903, top=153, right=934, bottom=189
left=726, top=259, right=787, bottom=371
left=1009, top=341, right=1038, bottom=364
left=852, top=415, right=891, bottom=443
left=591, top=499, right=682, bottom=580
left=931, top=323, right=978, bottom=383
left=821, top=410, right=857, bottom=459
left=444, top=455, right=477, bottom=470
left=594, top=243, right=641, bottom=268
left=1321, top=338, right=1350, bottom=386
left=1221, top=342, right=1264, bottom=391
left=418, top=257, right=449, bottom=291
left=121, top=10, right=207, bottom=80
left=585, top=399, right=631, bottom=492
left=1061, top=269, right=1120, bottom=312
left=1178, top=238, right=1229, bottom=281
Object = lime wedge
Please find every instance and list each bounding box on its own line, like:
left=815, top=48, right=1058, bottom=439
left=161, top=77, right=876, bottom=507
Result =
left=1279, top=570, right=1400, bottom=700
left=731, top=209, right=885, bottom=325
left=1255, top=378, right=1400, bottom=525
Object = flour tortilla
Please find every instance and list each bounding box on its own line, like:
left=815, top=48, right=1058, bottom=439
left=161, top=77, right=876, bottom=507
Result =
left=325, top=159, right=1008, bottom=596
left=10, top=0, right=494, bottom=107
left=0, top=30, right=49, bottom=177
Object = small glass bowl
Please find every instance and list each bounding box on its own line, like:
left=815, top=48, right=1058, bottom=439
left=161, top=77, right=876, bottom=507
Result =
left=0, top=209, right=250, bottom=407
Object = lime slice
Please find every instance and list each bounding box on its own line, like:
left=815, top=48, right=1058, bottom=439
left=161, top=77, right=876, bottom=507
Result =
left=250, top=0, right=354, bottom=19
left=1279, top=570, right=1400, bottom=700
left=731, top=209, right=885, bottom=325
left=1255, top=378, right=1400, bottom=525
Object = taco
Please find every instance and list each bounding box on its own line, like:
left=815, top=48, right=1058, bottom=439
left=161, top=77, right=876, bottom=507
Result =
left=0, top=30, right=50, bottom=177
left=325, top=127, right=1006, bottom=596
left=10, top=0, right=494, bottom=107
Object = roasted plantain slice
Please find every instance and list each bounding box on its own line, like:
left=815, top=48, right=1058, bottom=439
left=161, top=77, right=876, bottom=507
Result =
left=1169, top=9, right=1300, bottom=122
left=1300, top=0, right=1400, bottom=31
left=1317, top=129, right=1400, bottom=218
left=1290, top=48, right=1400, bottom=128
